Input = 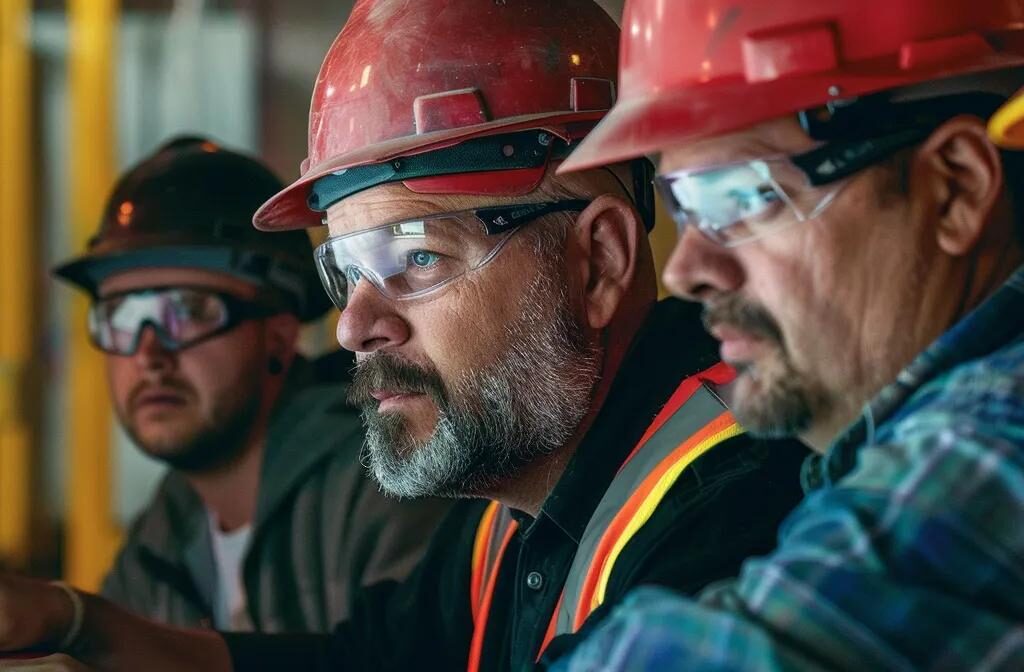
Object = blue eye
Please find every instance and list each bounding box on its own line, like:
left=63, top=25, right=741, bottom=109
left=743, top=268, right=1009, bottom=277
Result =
left=408, top=250, right=441, bottom=269
left=727, top=185, right=781, bottom=218
left=344, top=266, right=363, bottom=285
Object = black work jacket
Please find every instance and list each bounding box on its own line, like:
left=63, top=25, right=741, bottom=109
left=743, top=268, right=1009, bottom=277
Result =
left=224, top=299, right=809, bottom=671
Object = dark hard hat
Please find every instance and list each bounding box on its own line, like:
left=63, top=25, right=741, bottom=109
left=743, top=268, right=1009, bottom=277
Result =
left=54, top=136, right=331, bottom=322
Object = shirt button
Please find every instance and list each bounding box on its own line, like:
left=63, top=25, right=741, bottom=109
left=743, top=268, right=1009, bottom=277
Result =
left=526, top=571, right=544, bottom=591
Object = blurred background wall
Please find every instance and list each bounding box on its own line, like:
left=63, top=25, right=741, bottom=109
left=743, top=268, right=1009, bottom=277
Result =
left=0, top=0, right=675, bottom=591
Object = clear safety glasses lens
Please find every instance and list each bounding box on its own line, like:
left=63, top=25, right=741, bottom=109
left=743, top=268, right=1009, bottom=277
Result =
left=655, top=157, right=843, bottom=247
left=314, top=201, right=590, bottom=311
left=89, top=287, right=246, bottom=355
left=315, top=213, right=517, bottom=311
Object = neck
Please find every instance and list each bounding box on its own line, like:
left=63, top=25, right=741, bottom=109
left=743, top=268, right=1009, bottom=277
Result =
left=493, top=301, right=653, bottom=517
left=492, top=442, right=577, bottom=517
left=187, top=436, right=265, bottom=532
left=800, top=426, right=840, bottom=455
left=490, top=376, right=613, bottom=517
left=191, top=366, right=292, bottom=530
left=953, top=239, right=1024, bottom=323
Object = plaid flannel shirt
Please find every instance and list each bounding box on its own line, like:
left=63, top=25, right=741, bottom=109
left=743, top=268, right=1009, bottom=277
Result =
left=552, top=266, right=1024, bottom=672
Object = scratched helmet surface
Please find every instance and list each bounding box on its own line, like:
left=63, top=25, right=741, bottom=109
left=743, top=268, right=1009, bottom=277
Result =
left=254, top=0, right=621, bottom=231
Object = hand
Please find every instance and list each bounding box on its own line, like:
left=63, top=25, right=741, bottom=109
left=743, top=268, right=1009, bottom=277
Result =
left=0, top=575, right=70, bottom=654
left=0, top=653, right=94, bottom=671
left=1, top=574, right=230, bottom=672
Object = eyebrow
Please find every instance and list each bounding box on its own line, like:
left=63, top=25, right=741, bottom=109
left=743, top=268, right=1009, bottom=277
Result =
left=326, top=197, right=468, bottom=235
left=660, top=137, right=782, bottom=174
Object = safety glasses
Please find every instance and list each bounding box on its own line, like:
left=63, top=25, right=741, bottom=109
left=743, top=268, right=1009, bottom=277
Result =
left=657, top=90, right=1011, bottom=247
left=314, top=200, right=590, bottom=310
left=88, top=286, right=277, bottom=355
left=654, top=154, right=848, bottom=247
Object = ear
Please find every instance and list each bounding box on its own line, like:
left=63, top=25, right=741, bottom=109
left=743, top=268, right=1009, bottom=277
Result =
left=570, top=194, right=643, bottom=330
left=915, top=116, right=1003, bottom=257
left=263, top=313, right=302, bottom=369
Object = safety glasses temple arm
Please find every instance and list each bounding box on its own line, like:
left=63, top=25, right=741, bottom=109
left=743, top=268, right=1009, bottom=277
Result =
left=791, top=128, right=929, bottom=187
left=475, top=199, right=592, bottom=235
left=793, top=91, right=1012, bottom=187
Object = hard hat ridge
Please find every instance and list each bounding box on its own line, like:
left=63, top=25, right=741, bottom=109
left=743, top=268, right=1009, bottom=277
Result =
left=254, top=0, right=622, bottom=231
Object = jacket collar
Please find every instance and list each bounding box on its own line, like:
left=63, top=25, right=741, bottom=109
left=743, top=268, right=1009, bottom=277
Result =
left=535, top=298, right=721, bottom=544
left=253, top=350, right=359, bottom=527
left=803, top=265, right=1024, bottom=491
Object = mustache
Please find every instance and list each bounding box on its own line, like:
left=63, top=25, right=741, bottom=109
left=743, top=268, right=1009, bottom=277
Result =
left=128, top=377, right=195, bottom=412
left=702, top=294, right=784, bottom=346
left=347, top=353, right=448, bottom=408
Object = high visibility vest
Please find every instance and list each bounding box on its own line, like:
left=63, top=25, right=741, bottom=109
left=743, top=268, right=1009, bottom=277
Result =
left=466, top=363, right=743, bottom=672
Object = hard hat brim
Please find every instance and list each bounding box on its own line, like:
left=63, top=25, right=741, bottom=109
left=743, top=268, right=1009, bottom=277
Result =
left=561, top=59, right=1024, bottom=175
left=254, top=110, right=609, bottom=232
left=53, top=244, right=332, bottom=323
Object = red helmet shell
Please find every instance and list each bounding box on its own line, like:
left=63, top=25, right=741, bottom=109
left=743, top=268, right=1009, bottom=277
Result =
left=561, top=0, right=1024, bottom=173
left=256, top=0, right=620, bottom=231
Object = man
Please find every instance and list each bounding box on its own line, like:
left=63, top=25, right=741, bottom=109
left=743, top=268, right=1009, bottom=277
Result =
left=0, top=1, right=807, bottom=670
left=51, top=136, right=450, bottom=633
left=548, top=0, right=1024, bottom=669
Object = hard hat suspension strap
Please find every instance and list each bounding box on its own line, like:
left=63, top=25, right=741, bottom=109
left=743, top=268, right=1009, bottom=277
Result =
left=308, top=130, right=572, bottom=212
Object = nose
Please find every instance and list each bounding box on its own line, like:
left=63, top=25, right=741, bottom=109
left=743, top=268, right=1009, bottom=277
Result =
left=335, top=280, right=411, bottom=354
left=662, top=226, right=746, bottom=302
left=132, top=325, right=176, bottom=374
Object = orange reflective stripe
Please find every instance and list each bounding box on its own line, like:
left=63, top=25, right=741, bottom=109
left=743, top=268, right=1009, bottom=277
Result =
left=469, top=364, right=742, bottom=666
left=572, top=410, right=742, bottom=631
left=536, top=592, right=564, bottom=661
left=470, top=500, right=502, bottom=623
left=592, top=416, right=743, bottom=613
left=467, top=518, right=518, bottom=672
left=623, top=362, right=735, bottom=466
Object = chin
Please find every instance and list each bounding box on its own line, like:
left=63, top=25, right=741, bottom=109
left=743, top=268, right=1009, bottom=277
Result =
left=134, top=426, right=195, bottom=456
left=729, top=365, right=814, bottom=439
left=375, top=406, right=438, bottom=442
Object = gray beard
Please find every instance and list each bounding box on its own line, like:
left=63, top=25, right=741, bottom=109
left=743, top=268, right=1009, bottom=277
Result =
left=357, top=268, right=603, bottom=500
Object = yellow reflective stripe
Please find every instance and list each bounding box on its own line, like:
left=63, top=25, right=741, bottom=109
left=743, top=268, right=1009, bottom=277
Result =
left=592, top=421, right=744, bottom=609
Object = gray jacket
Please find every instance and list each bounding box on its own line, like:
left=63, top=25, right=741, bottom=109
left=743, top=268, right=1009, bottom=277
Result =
left=100, top=351, right=452, bottom=632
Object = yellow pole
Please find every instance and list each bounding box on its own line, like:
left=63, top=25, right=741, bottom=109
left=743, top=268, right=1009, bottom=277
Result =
left=67, top=0, right=121, bottom=590
left=0, top=0, right=35, bottom=570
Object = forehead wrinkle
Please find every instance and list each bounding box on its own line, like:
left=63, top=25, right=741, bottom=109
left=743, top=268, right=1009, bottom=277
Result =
left=659, top=118, right=813, bottom=175
left=326, top=189, right=445, bottom=235
left=660, top=137, right=780, bottom=175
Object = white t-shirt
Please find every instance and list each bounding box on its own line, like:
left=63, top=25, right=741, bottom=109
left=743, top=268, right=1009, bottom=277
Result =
left=207, top=513, right=253, bottom=631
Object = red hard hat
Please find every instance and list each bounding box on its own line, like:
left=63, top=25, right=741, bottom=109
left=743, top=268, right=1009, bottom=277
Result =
left=255, top=0, right=620, bottom=231
left=561, top=0, right=1024, bottom=173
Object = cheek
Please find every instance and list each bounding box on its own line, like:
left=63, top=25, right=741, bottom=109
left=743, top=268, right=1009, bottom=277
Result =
left=744, top=224, right=853, bottom=368
left=404, top=253, right=536, bottom=374
left=406, top=290, right=500, bottom=376
left=749, top=198, right=912, bottom=388
left=105, top=358, right=136, bottom=410
left=179, top=332, right=265, bottom=403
